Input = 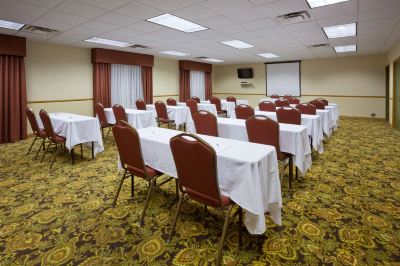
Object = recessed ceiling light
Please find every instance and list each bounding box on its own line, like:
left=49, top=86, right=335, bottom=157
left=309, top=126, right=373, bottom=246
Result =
left=257, top=53, right=279, bottom=59
left=203, top=58, right=223, bottom=63
left=0, top=19, right=25, bottom=30
left=220, top=40, right=254, bottom=49
left=334, top=44, right=356, bottom=53
left=323, top=23, right=356, bottom=38
left=84, top=37, right=131, bottom=47
left=159, top=51, right=189, bottom=57
left=306, top=0, right=350, bottom=8
left=147, top=13, right=208, bottom=33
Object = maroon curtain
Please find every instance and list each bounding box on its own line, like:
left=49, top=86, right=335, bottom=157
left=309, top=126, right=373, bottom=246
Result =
left=205, top=72, right=212, bottom=100
left=142, top=66, right=153, bottom=104
left=0, top=55, right=27, bottom=144
left=179, top=70, right=190, bottom=102
left=93, top=62, right=111, bottom=111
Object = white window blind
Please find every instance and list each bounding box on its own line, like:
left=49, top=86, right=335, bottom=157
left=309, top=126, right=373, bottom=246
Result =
left=190, top=71, right=205, bottom=100
left=111, top=64, right=143, bottom=109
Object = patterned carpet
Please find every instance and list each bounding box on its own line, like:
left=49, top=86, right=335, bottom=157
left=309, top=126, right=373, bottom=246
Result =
left=0, top=117, right=399, bottom=265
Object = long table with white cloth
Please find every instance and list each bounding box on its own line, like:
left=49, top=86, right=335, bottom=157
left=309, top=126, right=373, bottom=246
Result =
left=135, top=127, right=282, bottom=234
left=176, top=102, right=217, bottom=116
left=146, top=105, right=193, bottom=127
left=104, top=108, right=157, bottom=128
left=201, top=100, right=235, bottom=117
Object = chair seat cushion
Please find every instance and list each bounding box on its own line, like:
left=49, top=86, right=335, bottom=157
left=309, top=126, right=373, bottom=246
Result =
left=278, top=151, right=290, bottom=161
left=53, top=134, right=66, bottom=143
left=127, top=165, right=160, bottom=178
left=158, top=118, right=173, bottom=123
left=185, top=187, right=231, bottom=207
left=37, top=129, right=47, bottom=138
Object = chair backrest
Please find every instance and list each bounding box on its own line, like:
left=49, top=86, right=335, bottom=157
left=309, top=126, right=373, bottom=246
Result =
left=112, top=121, right=148, bottom=178
left=276, top=107, right=301, bottom=125
left=246, top=115, right=281, bottom=153
left=154, top=101, right=169, bottom=120
left=170, top=133, right=222, bottom=207
left=192, top=110, right=218, bottom=137
left=316, top=98, right=328, bottom=106
left=26, top=107, right=40, bottom=134
left=226, top=96, right=237, bottom=106
left=95, top=103, right=108, bottom=125
left=309, top=100, right=325, bottom=110
left=191, top=96, right=200, bottom=103
left=259, top=101, right=276, bottom=112
left=288, top=98, right=300, bottom=104
left=295, top=103, right=316, bottom=115
left=39, top=109, right=56, bottom=139
left=235, top=104, right=255, bottom=120
left=136, top=99, right=146, bottom=110
left=275, top=99, right=290, bottom=107
left=271, top=94, right=280, bottom=99
left=283, top=94, right=292, bottom=100
left=186, top=99, right=198, bottom=115
left=112, top=104, right=127, bottom=123
left=209, top=96, right=222, bottom=111
left=166, top=98, right=177, bottom=106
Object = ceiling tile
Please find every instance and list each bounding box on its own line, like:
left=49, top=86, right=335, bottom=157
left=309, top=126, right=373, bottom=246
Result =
left=115, top=2, right=163, bottom=20
left=31, top=18, right=75, bottom=31
left=76, top=0, right=135, bottom=10
left=38, top=10, right=89, bottom=26
left=55, top=0, right=107, bottom=19
left=172, top=4, right=216, bottom=20
left=96, top=12, right=139, bottom=26
left=79, top=20, right=120, bottom=32
left=201, top=0, right=254, bottom=14
left=197, top=16, right=233, bottom=28
left=19, top=0, right=65, bottom=9
left=0, top=0, right=48, bottom=23
left=242, top=18, right=277, bottom=30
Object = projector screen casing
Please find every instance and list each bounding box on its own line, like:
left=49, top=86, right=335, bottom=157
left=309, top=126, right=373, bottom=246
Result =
left=266, top=61, right=301, bottom=97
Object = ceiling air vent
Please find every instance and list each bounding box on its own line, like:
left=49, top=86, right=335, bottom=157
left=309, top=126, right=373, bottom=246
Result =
left=276, top=11, right=311, bottom=24
left=21, top=25, right=59, bottom=35
left=128, top=44, right=149, bottom=49
left=195, top=56, right=208, bottom=59
left=310, top=44, right=330, bottom=48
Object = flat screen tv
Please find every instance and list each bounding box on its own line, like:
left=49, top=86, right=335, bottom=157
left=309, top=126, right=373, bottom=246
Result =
left=237, top=68, right=253, bottom=79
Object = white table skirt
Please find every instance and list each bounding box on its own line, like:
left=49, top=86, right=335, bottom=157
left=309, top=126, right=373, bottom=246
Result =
left=38, top=113, right=104, bottom=156
left=104, top=108, right=157, bottom=129
left=201, top=100, right=235, bottom=117
left=136, top=127, right=282, bottom=235
left=325, top=105, right=339, bottom=129
left=146, top=105, right=193, bottom=126
left=220, top=99, right=250, bottom=106
left=177, top=102, right=218, bottom=116
left=216, top=118, right=312, bottom=174
left=244, top=109, right=323, bottom=154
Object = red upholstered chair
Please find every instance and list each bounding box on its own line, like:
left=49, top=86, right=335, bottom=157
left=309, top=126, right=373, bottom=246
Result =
left=26, top=107, right=47, bottom=159
left=309, top=100, right=325, bottom=110
left=245, top=115, right=294, bottom=188
left=296, top=103, right=316, bottom=115
left=226, top=96, right=237, bottom=106
left=112, top=121, right=176, bottom=225
left=259, top=101, right=276, bottom=112
left=136, top=99, right=147, bottom=110
left=275, top=99, right=290, bottom=107
left=95, top=103, right=113, bottom=143
left=186, top=99, right=198, bottom=116
left=112, top=104, right=127, bottom=123
left=155, top=101, right=174, bottom=128
left=209, top=96, right=227, bottom=118
left=192, top=110, right=218, bottom=137
left=276, top=107, right=301, bottom=125
left=168, top=133, right=242, bottom=265
left=167, top=98, right=177, bottom=106
left=235, top=104, right=255, bottom=120
left=316, top=98, right=328, bottom=106
left=283, top=94, right=292, bottom=100
left=271, top=94, right=280, bottom=99
left=191, top=96, right=201, bottom=103
left=288, top=97, right=300, bottom=104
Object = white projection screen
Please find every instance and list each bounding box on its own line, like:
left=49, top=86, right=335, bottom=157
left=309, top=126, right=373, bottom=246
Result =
left=266, top=61, right=301, bottom=97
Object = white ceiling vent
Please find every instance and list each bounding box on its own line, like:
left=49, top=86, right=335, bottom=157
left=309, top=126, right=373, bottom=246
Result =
left=195, top=56, right=208, bottom=59
left=128, top=44, right=150, bottom=49
left=276, top=11, right=311, bottom=24
left=310, top=44, right=330, bottom=48
left=21, top=25, right=59, bottom=35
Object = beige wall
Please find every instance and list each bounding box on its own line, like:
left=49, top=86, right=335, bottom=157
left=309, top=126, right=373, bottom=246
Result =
left=213, top=55, right=386, bottom=118
left=386, top=39, right=400, bottom=126
left=153, top=57, right=179, bottom=102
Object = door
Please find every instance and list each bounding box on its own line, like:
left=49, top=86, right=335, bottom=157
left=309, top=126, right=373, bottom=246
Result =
left=386, top=65, right=389, bottom=122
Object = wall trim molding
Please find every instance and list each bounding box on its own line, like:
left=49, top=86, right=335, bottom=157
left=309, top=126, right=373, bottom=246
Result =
left=153, top=94, right=179, bottom=97
left=212, top=92, right=385, bottom=98
left=28, top=98, right=93, bottom=104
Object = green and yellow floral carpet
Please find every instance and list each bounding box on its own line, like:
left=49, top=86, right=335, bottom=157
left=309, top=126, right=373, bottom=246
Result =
left=0, top=117, right=399, bottom=265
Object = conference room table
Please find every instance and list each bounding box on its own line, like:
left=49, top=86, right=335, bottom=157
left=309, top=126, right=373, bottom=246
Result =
left=103, top=108, right=157, bottom=128
left=38, top=112, right=104, bottom=159
left=176, top=102, right=218, bottom=116
left=146, top=104, right=193, bottom=127
left=201, top=100, right=235, bottom=117
left=259, top=97, right=279, bottom=103
left=238, top=109, right=324, bottom=154
left=135, top=126, right=282, bottom=235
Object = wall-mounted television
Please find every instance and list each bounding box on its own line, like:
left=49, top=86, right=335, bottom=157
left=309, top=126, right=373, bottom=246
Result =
left=237, top=68, right=253, bottom=79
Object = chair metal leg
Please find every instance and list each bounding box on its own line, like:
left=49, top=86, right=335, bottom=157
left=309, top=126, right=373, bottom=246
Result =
left=175, top=179, right=179, bottom=200
left=41, top=141, right=52, bottom=162
left=296, top=167, right=298, bottom=180
left=238, top=207, right=243, bottom=249
left=216, top=205, right=234, bottom=266
left=288, top=156, right=293, bottom=189
left=27, top=136, right=38, bottom=155
left=113, top=169, right=127, bottom=207
left=167, top=192, right=185, bottom=243
left=70, top=148, right=75, bottom=165
left=80, top=143, right=83, bottom=159
left=50, top=143, right=59, bottom=169
left=140, top=179, right=155, bottom=226
left=131, top=175, right=135, bottom=198
left=35, top=138, right=45, bottom=159
left=105, top=127, right=111, bottom=143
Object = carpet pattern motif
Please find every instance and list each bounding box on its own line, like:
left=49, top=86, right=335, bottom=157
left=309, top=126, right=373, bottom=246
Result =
left=0, top=117, right=399, bottom=265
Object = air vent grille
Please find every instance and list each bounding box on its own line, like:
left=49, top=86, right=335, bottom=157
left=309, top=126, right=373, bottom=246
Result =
left=195, top=56, right=208, bottom=59
left=128, top=44, right=149, bottom=49
left=21, top=25, right=59, bottom=35
left=276, top=11, right=311, bottom=24
left=310, top=44, right=330, bottom=48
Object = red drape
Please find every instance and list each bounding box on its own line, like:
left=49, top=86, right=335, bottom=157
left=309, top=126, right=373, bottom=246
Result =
left=93, top=62, right=111, bottom=111
left=205, top=72, right=212, bottom=100
left=0, top=55, right=27, bottom=144
left=179, top=69, right=190, bottom=102
left=142, top=66, right=153, bottom=104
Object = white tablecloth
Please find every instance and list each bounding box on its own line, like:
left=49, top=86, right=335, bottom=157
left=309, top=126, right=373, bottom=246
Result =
left=216, top=118, right=312, bottom=174
left=38, top=113, right=104, bottom=156
left=177, top=102, right=218, bottom=116
left=326, top=105, right=339, bottom=129
left=244, top=109, right=323, bottom=154
left=260, top=97, right=279, bottom=103
left=146, top=105, right=193, bottom=127
left=136, top=127, right=282, bottom=234
left=201, top=100, right=235, bottom=117
left=316, top=110, right=332, bottom=137
left=104, top=108, right=157, bottom=129
left=221, top=99, right=249, bottom=106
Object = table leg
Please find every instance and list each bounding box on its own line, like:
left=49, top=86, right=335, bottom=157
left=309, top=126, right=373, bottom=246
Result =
left=92, top=141, right=94, bottom=159
left=71, top=148, right=75, bottom=165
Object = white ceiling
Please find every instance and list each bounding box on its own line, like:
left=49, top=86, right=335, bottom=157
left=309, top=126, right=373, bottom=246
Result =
left=0, top=0, right=399, bottom=64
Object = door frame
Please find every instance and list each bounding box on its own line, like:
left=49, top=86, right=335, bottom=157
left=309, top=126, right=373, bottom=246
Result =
left=394, top=59, right=399, bottom=128
left=386, top=65, right=390, bottom=122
